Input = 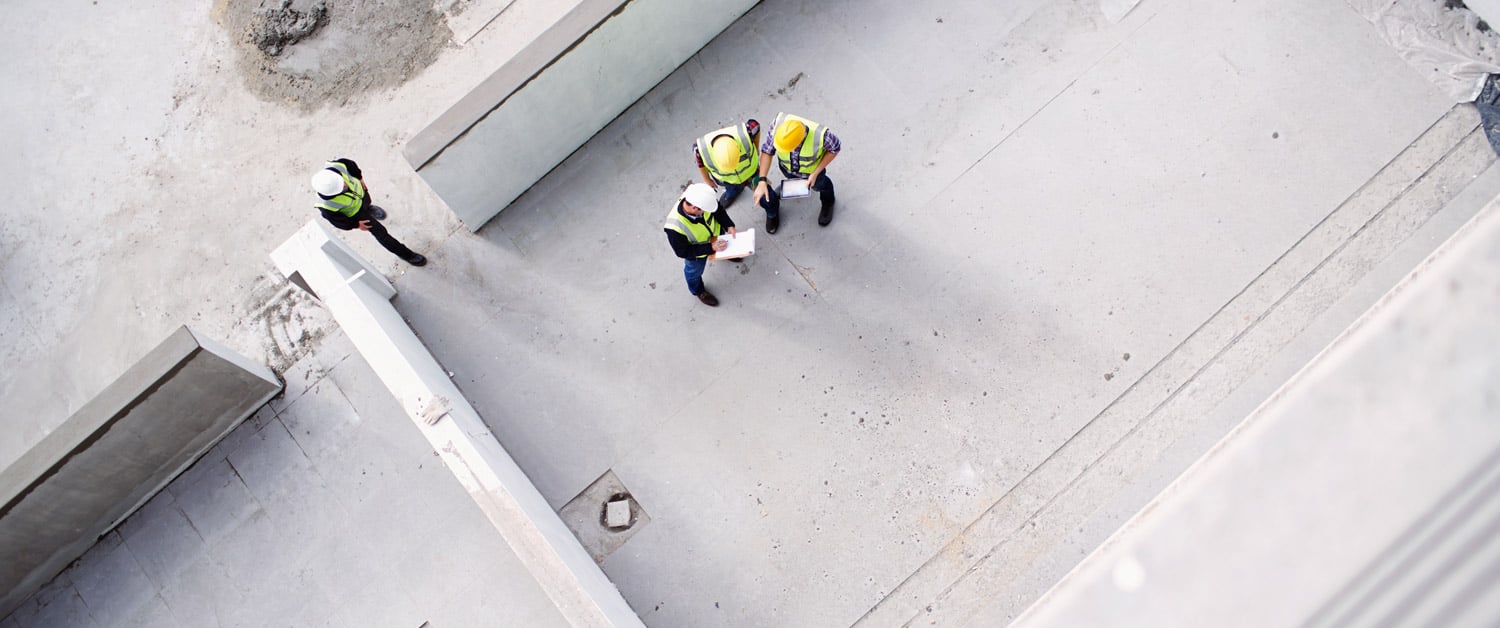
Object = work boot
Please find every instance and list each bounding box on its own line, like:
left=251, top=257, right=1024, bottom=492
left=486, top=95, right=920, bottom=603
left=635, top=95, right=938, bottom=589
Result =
left=371, top=206, right=388, bottom=220
left=697, top=290, right=719, bottom=307
left=766, top=214, right=780, bottom=234
left=818, top=202, right=835, bottom=226
left=406, top=254, right=427, bottom=267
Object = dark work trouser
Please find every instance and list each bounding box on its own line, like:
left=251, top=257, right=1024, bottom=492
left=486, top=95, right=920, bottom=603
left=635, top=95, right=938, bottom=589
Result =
left=365, top=218, right=418, bottom=260
left=760, top=170, right=835, bottom=219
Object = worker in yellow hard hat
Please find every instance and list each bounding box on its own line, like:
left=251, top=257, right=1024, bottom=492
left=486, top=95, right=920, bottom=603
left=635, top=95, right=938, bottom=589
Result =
left=693, top=118, right=762, bottom=209
left=752, top=112, right=841, bottom=234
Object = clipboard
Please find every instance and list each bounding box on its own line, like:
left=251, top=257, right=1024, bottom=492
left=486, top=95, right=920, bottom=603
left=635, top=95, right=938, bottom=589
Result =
left=709, top=228, right=756, bottom=260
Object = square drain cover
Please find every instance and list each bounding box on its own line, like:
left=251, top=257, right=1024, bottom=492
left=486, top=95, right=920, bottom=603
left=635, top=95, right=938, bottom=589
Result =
left=559, top=469, right=651, bottom=563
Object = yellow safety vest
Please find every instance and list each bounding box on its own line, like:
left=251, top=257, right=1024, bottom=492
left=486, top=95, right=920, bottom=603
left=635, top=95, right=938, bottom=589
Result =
left=313, top=162, right=366, bottom=217
left=772, top=112, right=825, bottom=176
left=696, top=124, right=759, bottom=185
left=664, top=204, right=723, bottom=259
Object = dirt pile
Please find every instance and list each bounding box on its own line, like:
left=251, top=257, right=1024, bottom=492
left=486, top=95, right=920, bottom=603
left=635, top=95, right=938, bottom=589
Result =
left=248, top=0, right=328, bottom=56
left=214, top=0, right=451, bottom=110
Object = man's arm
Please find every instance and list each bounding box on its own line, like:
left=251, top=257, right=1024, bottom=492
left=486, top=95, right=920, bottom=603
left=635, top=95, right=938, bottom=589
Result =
left=319, top=208, right=359, bottom=231
left=753, top=148, right=775, bottom=204
left=808, top=151, right=837, bottom=189
left=332, top=158, right=362, bottom=179
left=712, top=208, right=736, bottom=235
left=665, top=228, right=715, bottom=259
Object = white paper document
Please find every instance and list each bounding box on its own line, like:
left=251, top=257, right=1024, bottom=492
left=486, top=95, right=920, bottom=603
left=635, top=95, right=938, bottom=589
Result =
left=710, top=229, right=756, bottom=260
left=780, top=179, right=810, bottom=198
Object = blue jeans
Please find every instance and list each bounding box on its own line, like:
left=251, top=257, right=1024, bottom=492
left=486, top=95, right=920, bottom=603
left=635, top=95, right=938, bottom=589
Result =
left=683, top=257, right=708, bottom=295
left=760, top=170, right=834, bottom=219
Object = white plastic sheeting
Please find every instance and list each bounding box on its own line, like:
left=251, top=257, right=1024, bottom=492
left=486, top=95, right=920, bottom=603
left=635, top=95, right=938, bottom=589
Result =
left=1347, top=0, right=1500, bottom=102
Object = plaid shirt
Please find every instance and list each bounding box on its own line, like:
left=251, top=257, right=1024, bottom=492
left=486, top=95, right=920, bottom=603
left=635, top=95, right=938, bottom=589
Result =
left=760, top=129, right=841, bottom=175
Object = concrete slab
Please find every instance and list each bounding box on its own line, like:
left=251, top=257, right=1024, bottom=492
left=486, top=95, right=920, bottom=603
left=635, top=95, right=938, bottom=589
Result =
left=386, top=0, right=1465, bottom=625
left=3, top=0, right=1492, bottom=625
left=1013, top=198, right=1500, bottom=628
left=0, top=327, right=280, bottom=620
left=3, top=329, right=571, bottom=627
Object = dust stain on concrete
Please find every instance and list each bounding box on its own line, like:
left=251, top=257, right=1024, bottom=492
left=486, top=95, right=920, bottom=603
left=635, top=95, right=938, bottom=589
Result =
left=215, top=0, right=451, bottom=110
left=235, top=272, right=328, bottom=373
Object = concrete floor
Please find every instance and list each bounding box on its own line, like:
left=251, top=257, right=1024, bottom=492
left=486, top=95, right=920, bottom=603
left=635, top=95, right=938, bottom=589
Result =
left=3, top=0, right=1493, bottom=626
left=390, top=0, right=1476, bottom=626
left=1, top=331, right=568, bottom=627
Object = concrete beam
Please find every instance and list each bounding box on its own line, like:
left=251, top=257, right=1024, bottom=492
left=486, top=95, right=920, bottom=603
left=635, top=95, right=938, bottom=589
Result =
left=407, top=0, right=759, bottom=230
left=0, top=327, right=281, bottom=619
left=271, top=221, right=644, bottom=627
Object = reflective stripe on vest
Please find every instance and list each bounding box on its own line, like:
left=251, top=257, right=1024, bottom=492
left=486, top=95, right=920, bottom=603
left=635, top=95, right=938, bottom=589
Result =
left=313, top=162, right=366, bottom=217
left=772, top=112, right=825, bottom=176
left=696, top=124, right=759, bottom=185
left=664, top=204, right=722, bottom=258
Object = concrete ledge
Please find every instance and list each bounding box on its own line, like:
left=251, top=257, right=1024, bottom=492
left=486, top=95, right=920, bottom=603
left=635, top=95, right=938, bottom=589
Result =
left=407, top=0, right=758, bottom=230
left=0, top=327, right=281, bottom=619
left=272, top=221, right=644, bottom=627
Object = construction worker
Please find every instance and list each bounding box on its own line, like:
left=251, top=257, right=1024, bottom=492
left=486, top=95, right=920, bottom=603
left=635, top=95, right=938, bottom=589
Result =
left=752, top=112, right=841, bottom=234
left=311, top=159, right=427, bottom=266
left=664, top=183, right=736, bottom=307
left=693, top=119, right=761, bottom=208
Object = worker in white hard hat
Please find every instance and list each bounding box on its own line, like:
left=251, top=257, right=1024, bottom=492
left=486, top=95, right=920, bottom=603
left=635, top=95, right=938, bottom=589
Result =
left=663, top=183, right=738, bottom=307
left=752, top=112, right=842, bottom=234
left=311, top=159, right=427, bottom=266
left=693, top=118, right=761, bottom=209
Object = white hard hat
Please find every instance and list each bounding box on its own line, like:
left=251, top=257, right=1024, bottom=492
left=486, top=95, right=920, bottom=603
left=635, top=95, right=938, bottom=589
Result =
left=311, top=168, right=345, bottom=196
left=682, top=183, right=717, bottom=212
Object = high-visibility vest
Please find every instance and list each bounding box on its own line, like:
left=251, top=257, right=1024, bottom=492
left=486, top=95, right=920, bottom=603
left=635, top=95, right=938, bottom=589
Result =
left=313, top=162, right=366, bottom=217
left=664, top=203, right=723, bottom=259
left=696, top=124, right=759, bottom=185
left=772, top=112, right=826, bottom=176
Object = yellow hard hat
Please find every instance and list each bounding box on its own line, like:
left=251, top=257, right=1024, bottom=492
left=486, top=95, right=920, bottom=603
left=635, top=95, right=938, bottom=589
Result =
left=774, top=120, right=807, bottom=152
left=710, top=135, right=741, bottom=167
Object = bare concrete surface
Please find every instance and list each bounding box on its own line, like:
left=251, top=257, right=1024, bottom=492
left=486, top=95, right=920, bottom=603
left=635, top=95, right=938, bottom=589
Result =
left=2, top=0, right=1496, bottom=626
left=1, top=329, right=569, bottom=627
left=386, top=0, right=1480, bottom=626
left=1012, top=199, right=1500, bottom=627
left=0, top=0, right=582, bottom=473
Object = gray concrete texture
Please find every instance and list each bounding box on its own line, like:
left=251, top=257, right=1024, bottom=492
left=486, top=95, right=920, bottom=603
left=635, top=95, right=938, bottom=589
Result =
left=1, top=0, right=1494, bottom=626
left=2, top=330, right=569, bottom=628
left=385, top=1, right=1481, bottom=626
left=0, top=327, right=279, bottom=620
left=1012, top=199, right=1500, bottom=628
left=414, top=0, right=757, bottom=228
left=0, top=0, right=585, bottom=473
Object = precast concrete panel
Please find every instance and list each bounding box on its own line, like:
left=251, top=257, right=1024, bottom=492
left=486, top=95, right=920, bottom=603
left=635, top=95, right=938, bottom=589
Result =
left=0, top=327, right=281, bottom=620
left=411, top=0, right=759, bottom=230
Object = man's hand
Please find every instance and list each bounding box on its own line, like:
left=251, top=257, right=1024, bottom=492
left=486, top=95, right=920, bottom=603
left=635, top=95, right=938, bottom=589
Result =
left=712, top=238, right=729, bottom=252
left=754, top=180, right=770, bottom=204
left=727, top=226, right=737, bottom=236
left=358, top=220, right=373, bottom=231
left=807, top=170, right=821, bottom=190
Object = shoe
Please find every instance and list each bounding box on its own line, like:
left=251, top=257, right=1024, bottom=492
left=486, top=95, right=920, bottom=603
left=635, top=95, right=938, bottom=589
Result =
left=766, top=214, right=780, bottom=234
left=406, top=254, right=427, bottom=267
left=697, top=290, right=719, bottom=307
left=818, top=202, right=835, bottom=226
left=371, top=206, right=387, bottom=220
